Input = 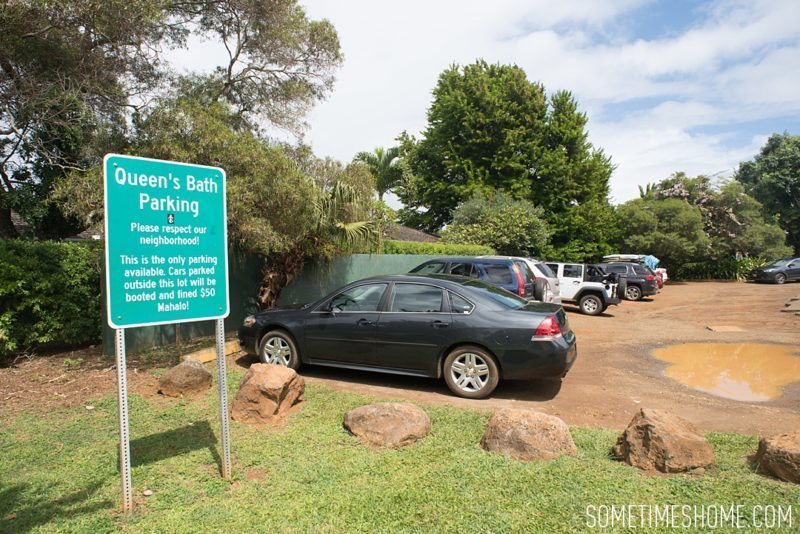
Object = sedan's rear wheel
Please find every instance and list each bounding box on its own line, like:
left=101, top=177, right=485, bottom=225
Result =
left=258, top=329, right=300, bottom=369
left=624, top=285, right=642, bottom=301
left=775, top=273, right=786, bottom=284
left=443, top=346, right=499, bottom=399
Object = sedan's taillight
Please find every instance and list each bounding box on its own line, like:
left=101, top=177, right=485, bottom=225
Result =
left=533, top=315, right=562, bottom=339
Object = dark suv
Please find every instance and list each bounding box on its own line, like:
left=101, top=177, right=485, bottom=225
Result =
left=409, top=257, right=536, bottom=299
left=598, top=262, right=658, bottom=301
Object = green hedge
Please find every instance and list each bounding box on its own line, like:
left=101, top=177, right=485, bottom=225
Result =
left=673, top=257, right=765, bottom=281
left=382, top=239, right=494, bottom=255
left=0, top=240, right=103, bottom=359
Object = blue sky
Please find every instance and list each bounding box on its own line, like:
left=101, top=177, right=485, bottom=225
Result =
left=171, top=0, right=800, bottom=204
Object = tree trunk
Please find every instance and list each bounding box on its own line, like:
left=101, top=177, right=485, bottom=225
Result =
left=0, top=207, right=19, bottom=238
left=256, top=248, right=307, bottom=310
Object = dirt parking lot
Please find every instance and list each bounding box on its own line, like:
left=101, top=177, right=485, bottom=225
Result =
left=297, top=281, right=800, bottom=435
left=2, top=281, right=798, bottom=435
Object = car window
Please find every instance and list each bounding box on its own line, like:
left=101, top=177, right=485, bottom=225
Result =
left=450, top=262, right=478, bottom=277
left=328, top=283, right=387, bottom=312
left=388, top=283, right=444, bottom=313
left=412, top=261, right=445, bottom=274
left=546, top=263, right=560, bottom=276
left=563, top=264, right=583, bottom=278
left=606, top=264, right=627, bottom=274
left=463, top=280, right=526, bottom=309
left=633, top=265, right=648, bottom=275
left=515, top=261, right=534, bottom=282
left=449, top=292, right=474, bottom=314
left=536, top=263, right=555, bottom=278
left=483, top=264, right=513, bottom=284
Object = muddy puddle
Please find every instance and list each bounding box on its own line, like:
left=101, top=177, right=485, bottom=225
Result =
left=652, top=343, right=800, bottom=402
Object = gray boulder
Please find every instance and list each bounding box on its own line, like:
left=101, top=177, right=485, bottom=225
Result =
left=480, top=408, right=577, bottom=461
left=343, top=403, right=430, bottom=448
left=158, top=360, right=212, bottom=397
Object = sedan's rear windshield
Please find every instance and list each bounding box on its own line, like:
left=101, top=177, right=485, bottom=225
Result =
left=463, top=279, right=527, bottom=309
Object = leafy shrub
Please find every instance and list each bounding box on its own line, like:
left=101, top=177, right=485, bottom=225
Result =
left=382, top=240, right=494, bottom=256
left=0, top=240, right=103, bottom=359
left=673, top=257, right=766, bottom=281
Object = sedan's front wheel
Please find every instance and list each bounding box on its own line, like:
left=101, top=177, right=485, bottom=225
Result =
left=258, top=329, right=300, bottom=369
left=775, top=273, right=786, bottom=284
left=443, top=346, right=499, bottom=399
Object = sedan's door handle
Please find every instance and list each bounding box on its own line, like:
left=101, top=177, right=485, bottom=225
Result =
left=357, top=318, right=374, bottom=327
left=431, top=320, right=449, bottom=328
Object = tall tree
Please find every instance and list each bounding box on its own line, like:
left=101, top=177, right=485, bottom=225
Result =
left=396, top=60, right=548, bottom=232
left=395, top=61, right=615, bottom=260
left=735, top=133, right=800, bottom=253
left=2, top=0, right=342, bottom=238
left=354, top=146, right=402, bottom=200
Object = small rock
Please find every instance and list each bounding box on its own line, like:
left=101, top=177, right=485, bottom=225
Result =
left=231, top=364, right=304, bottom=424
left=612, top=408, right=716, bottom=473
left=754, top=431, right=800, bottom=484
left=343, top=403, right=430, bottom=448
left=143, top=489, right=153, bottom=497
left=158, top=360, right=213, bottom=398
left=85, top=405, right=94, bottom=411
left=480, top=408, right=577, bottom=461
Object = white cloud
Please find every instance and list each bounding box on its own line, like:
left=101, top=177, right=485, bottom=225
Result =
left=165, top=1, right=800, bottom=204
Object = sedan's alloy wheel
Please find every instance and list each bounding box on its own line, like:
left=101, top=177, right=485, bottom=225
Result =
left=261, top=335, right=292, bottom=366
left=450, top=352, right=491, bottom=392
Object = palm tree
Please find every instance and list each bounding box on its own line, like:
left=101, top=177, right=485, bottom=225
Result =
left=354, top=146, right=402, bottom=201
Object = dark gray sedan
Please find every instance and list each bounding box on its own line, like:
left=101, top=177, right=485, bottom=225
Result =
left=238, top=274, right=577, bottom=399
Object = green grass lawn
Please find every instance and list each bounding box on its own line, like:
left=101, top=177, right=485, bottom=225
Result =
left=1, top=361, right=798, bottom=533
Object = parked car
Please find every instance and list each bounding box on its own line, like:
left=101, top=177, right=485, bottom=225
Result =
left=476, top=255, right=560, bottom=303
left=599, top=262, right=659, bottom=301
left=749, top=257, right=800, bottom=284
left=603, top=254, right=668, bottom=287
left=238, top=274, right=577, bottom=398
left=546, top=262, right=620, bottom=315
left=409, top=257, right=542, bottom=300
left=525, top=258, right=562, bottom=305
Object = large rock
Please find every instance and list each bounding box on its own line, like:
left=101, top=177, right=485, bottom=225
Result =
left=343, top=403, right=430, bottom=448
left=158, top=360, right=212, bottom=397
left=754, top=431, right=800, bottom=484
left=480, top=408, right=577, bottom=461
left=231, top=364, right=304, bottom=424
left=612, top=408, right=715, bottom=473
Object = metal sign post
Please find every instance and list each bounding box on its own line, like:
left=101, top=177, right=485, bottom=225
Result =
left=104, top=154, right=231, bottom=510
left=216, top=319, right=232, bottom=479
left=114, top=328, right=133, bottom=512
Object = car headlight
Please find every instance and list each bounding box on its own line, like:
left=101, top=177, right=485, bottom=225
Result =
left=243, top=315, right=256, bottom=327
left=763, top=268, right=774, bottom=272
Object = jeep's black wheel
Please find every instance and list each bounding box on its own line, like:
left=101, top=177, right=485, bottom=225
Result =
left=579, top=294, right=603, bottom=316
left=624, top=284, right=642, bottom=301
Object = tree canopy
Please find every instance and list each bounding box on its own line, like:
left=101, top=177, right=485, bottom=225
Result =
left=735, top=133, right=800, bottom=254
left=1, top=0, right=342, bottom=239
left=395, top=60, right=616, bottom=260
left=440, top=191, right=552, bottom=257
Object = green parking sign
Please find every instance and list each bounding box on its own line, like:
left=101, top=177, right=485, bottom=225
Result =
left=104, top=154, right=229, bottom=328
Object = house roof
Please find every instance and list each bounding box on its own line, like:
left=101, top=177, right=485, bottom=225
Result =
left=384, top=223, right=439, bottom=243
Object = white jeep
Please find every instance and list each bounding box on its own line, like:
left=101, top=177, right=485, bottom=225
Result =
left=545, top=262, right=620, bottom=316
